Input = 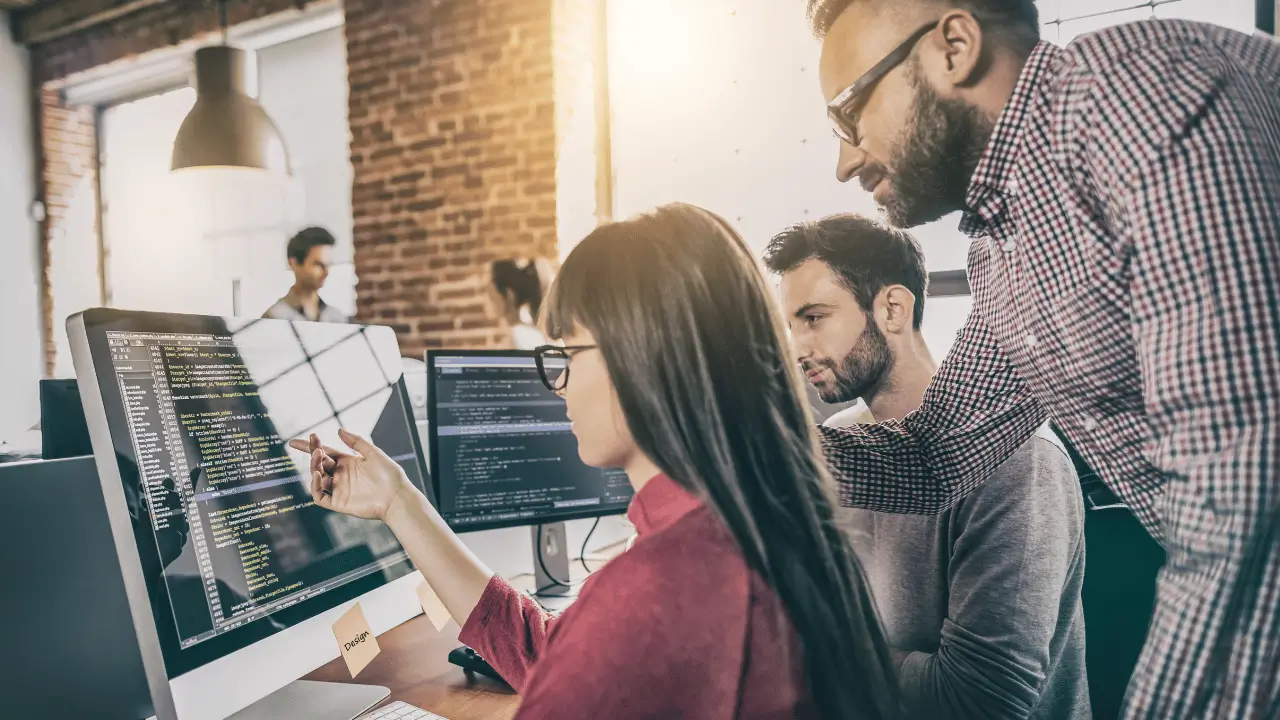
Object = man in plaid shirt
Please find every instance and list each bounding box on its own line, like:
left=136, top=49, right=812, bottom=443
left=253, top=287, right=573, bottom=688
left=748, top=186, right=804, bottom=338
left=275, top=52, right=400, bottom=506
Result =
left=806, top=1, right=1278, bottom=717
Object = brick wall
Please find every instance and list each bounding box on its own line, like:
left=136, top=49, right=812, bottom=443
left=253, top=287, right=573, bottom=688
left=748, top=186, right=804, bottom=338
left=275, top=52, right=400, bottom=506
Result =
left=345, top=0, right=582, bottom=356
left=36, top=88, right=97, bottom=376
left=28, top=0, right=600, bottom=367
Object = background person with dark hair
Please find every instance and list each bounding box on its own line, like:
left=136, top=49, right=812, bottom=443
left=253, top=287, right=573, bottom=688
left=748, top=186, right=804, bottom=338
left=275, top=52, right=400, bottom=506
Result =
left=263, top=227, right=347, bottom=323
left=489, top=257, right=555, bottom=349
left=767, top=214, right=1089, bottom=720
left=804, top=1, right=1280, bottom=717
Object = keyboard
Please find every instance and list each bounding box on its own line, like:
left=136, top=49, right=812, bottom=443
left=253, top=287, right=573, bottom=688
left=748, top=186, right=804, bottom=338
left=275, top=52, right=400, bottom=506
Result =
left=360, top=700, right=448, bottom=719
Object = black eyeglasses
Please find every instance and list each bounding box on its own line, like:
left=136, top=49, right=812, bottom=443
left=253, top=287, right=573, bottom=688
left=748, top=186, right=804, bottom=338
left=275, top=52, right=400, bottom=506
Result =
left=533, top=344, right=597, bottom=392
left=827, top=20, right=939, bottom=147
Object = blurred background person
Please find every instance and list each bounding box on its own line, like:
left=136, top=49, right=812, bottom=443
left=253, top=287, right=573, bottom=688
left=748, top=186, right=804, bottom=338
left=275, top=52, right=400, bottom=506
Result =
left=263, top=227, right=347, bottom=323
left=489, top=257, right=555, bottom=349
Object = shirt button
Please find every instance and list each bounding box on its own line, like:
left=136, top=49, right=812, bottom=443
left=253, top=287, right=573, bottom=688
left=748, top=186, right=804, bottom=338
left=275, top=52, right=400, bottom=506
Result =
left=1024, top=333, right=1038, bottom=349
left=1082, top=416, right=1099, bottom=432
left=1006, top=176, right=1020, bottom=195
left=1001, top=238, right=1016, bottom=252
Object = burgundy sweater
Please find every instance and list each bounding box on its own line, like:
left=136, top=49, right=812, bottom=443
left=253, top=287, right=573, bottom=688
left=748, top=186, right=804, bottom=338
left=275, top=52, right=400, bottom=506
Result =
left=458, top=474, right=814, bottom=719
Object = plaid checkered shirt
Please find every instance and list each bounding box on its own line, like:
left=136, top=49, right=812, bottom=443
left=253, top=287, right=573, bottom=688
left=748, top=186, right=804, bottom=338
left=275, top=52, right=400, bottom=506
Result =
left=817, top=20, right=1279, bottom=719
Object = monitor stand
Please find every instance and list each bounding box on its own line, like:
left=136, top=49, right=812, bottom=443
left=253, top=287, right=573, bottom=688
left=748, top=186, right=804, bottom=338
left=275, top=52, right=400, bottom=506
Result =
left=531, top=522, right=572, bottom=597
left=225, top=680, right=389, bottom=719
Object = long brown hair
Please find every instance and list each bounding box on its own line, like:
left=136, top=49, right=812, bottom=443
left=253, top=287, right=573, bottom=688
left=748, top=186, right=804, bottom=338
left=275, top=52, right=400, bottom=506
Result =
left=542, top=203, right=899, bottom=718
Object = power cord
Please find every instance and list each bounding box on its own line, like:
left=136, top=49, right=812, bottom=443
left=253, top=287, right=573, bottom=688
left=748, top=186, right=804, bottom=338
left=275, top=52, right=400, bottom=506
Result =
left=580, top=517, right=600, bottom=576
left=534, top=517, right=601, bottom=592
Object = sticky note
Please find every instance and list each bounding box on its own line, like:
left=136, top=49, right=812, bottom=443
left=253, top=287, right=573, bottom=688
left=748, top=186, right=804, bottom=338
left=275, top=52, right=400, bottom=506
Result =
left=333, top=603, right=380, bottom=678
left=416, top=579, right=453, bottom=632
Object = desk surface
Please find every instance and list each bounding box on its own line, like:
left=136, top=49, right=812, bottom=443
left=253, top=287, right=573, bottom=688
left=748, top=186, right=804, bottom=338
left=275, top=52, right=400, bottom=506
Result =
left=304, top=551, right=612, bottom=720
left=304, top=614, right=519, bottom=720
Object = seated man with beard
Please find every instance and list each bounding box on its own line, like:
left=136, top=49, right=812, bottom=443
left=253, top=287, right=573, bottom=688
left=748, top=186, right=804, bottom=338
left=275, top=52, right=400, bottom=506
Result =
left=766, top=214, right=1090, bottom=720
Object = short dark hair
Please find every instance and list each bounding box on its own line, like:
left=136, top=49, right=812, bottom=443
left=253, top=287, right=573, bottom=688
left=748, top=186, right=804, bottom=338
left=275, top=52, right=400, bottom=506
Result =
left=763, top=214, right=928, bottom=329
left=807, top=0, right=1039, bottom=55
left=287, top=227, right=337, bottom=264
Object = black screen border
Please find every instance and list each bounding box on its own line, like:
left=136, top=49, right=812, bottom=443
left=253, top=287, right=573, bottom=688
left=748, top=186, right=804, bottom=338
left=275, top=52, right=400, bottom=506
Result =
left=81, top=308, right=431, bottom=680
left=426, top=349, right=629, bottom=533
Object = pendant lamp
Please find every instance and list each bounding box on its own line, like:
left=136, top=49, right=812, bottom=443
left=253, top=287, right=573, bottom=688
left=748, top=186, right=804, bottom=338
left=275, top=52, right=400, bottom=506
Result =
left=171, top=0, right=290, bottom=174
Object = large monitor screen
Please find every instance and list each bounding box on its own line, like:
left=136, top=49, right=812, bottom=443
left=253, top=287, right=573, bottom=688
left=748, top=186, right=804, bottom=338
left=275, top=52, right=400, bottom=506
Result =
left=73, top=310, right=429, bottom=678
left=427, top=351, right=633, bottom=532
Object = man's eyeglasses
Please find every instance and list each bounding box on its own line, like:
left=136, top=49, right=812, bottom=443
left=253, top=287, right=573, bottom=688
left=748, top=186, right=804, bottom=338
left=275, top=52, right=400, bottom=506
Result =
left=533, top=345, right=597, bottom=392
left=827, top=20, right=939, bottom=147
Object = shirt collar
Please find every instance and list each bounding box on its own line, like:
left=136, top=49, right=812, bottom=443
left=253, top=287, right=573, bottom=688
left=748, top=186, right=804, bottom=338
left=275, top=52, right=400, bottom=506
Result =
left=960, top=41, right=1062, bottom=234
left=626, top=473, right=703, bottom=537
left=283, top=293, right=329, bottom=320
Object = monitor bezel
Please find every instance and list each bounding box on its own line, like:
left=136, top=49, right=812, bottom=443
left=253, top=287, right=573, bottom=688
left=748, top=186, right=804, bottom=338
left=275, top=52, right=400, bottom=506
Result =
left=68, top=308, right=430, bottom=703
left=426, top=348, right=630, bottom=534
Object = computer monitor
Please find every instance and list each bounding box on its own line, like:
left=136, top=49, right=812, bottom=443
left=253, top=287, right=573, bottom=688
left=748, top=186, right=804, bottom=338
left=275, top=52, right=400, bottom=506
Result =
left=40, top=378, right=93, bottom=459
left=68, top=309, right=432, bottom=720
left=425, top=349, right=634, bottom=533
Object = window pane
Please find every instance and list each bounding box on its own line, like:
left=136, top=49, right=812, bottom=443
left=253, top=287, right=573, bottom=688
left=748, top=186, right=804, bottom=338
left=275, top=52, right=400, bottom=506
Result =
left=1036, top=0, right=1061, bottom=22
left=1059, top=7, right=1154, bottom=43
left=1154, top=0, right=1257, bottom=33
left=1060, top=0, right=1150, bottom=21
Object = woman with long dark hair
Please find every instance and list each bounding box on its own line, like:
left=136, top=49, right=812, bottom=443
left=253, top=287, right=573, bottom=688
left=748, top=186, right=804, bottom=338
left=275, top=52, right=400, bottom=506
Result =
left=292, top=203, right=898, bottom=718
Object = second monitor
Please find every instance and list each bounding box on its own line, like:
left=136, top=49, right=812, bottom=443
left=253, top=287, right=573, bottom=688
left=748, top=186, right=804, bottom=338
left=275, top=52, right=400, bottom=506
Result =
left=426, top=350, right=634, bottom=533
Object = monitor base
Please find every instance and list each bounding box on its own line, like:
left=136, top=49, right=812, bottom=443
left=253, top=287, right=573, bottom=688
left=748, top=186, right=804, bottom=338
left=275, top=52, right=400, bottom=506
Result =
left=531, top=522, right=572, bottom=596
left=225, top=680, right=389, bottom=720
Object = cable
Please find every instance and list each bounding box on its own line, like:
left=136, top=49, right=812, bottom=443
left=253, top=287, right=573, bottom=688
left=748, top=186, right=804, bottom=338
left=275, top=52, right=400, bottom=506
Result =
left=580, top=517, right=600, bottom=575
left=217, top=0, right=229, bottom=43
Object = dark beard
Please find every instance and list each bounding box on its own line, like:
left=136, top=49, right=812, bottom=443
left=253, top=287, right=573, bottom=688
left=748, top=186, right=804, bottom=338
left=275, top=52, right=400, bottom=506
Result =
left=880, top=67, right=994, bottom=229
left=813, top=320, right=893, bottom=405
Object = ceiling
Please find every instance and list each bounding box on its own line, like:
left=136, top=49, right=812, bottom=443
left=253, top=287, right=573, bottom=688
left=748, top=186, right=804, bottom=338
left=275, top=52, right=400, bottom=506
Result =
left=4, top=0, right=173, bottom=45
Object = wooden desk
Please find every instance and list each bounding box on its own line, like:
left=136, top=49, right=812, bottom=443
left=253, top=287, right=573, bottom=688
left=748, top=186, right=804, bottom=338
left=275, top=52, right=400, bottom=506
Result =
left=304, top=548, right=617, bottom=720
left=304, top=614, right=519, bottom=719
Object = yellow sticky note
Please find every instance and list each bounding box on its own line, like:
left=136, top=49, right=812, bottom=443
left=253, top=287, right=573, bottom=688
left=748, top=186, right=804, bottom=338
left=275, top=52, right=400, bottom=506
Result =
left=332, top=603, right=380, bottom=678
left=416, top=579, right=452, bottom=632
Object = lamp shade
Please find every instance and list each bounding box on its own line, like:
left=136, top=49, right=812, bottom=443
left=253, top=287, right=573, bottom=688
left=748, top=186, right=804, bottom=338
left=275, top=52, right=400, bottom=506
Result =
left=171, top=45, right=290, bottom=174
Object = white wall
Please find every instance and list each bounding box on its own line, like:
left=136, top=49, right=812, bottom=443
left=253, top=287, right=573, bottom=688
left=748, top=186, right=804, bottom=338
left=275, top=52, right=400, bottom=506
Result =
left=0, top=13, right=43, bottom=442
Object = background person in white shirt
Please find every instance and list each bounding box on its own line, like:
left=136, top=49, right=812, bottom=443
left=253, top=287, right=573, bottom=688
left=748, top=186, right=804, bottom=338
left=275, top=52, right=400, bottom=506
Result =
left=489, top=257, right=555, bottom=350
left=262, top=227, right=348, bottom=323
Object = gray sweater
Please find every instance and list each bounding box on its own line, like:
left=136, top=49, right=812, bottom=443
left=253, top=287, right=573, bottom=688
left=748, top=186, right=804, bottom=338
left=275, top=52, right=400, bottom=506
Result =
left=828, top=416, right=1090, bottom=719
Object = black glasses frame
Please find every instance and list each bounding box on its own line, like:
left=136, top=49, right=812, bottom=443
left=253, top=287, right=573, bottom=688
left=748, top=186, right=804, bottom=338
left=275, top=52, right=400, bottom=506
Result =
left=827, top=20, right=939, bottom=146
left=533, top=344, right=597, bottom=392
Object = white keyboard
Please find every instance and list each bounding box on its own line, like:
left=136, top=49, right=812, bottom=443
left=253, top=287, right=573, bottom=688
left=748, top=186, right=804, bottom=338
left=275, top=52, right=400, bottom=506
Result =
left=361, top=700, right=448, bottom=719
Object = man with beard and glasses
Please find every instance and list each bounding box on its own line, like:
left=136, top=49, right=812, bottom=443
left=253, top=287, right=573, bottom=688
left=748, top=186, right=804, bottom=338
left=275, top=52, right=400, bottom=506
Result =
left=803, top=1, right=1280, bottom=719
left=766, top=214, right=1089, bottom=720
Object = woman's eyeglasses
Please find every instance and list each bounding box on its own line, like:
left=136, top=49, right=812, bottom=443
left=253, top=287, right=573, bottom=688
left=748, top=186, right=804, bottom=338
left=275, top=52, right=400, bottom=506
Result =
left=827, top=20, right=939, bottom=147
left=533, top=345, right=597, bottom=392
